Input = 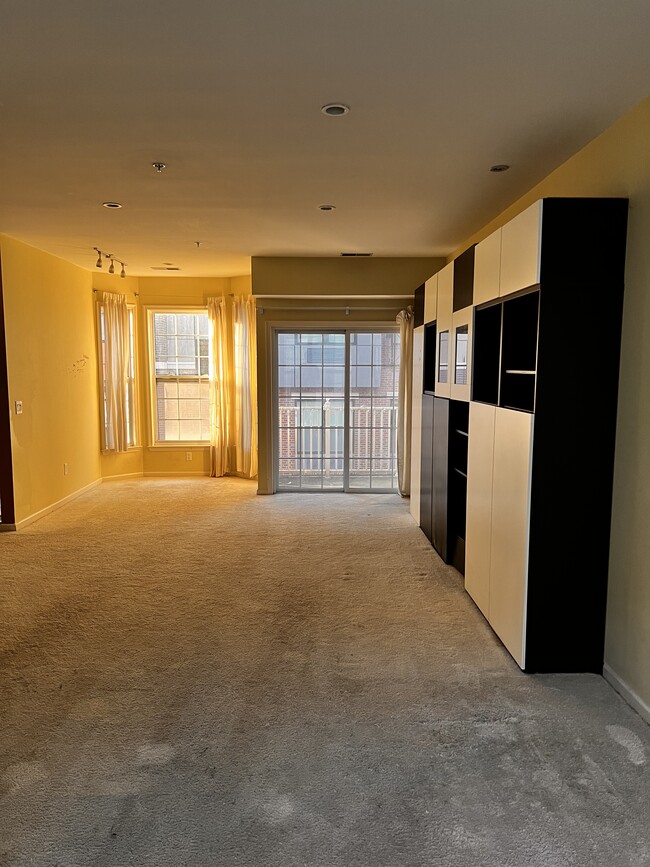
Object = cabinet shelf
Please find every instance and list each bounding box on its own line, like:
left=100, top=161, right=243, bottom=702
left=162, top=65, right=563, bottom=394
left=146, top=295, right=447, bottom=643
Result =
left=505, top=370, right=536, bottom=375
left=453, top=467, right=468, bottom=479
left=454, top=429, right=469, bottom=437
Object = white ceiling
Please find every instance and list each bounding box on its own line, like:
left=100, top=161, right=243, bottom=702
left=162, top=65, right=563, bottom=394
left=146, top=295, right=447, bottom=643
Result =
left=1, top=0, right=649, bottom=277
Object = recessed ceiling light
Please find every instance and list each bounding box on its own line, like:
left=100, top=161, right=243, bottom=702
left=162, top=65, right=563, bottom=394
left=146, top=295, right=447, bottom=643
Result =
left=490, top=164, right=510, bottom=173
left=102, top=201, right=123, bottom=208
left=321, top=103, right=350, bottom=116
left=318, top=204, right=336, bottom=211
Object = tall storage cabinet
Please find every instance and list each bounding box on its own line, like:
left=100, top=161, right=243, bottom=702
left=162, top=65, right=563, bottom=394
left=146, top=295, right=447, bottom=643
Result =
left=413, top=249, right=474, bottom=573
left=464, top=197, right=629, bottom=673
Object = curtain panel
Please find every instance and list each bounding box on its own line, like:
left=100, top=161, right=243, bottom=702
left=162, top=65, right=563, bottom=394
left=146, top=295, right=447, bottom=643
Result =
left=207, top=295, right=258, bottom=479
left=396, top=305, right=414, bottom=497
left=101, top=291, right=130, bottom=453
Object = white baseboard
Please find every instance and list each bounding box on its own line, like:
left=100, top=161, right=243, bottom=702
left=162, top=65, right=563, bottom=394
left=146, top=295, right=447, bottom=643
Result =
left=101, top=472, right=144, bottom=482
left=15, top=478, right=103, bottom=530
left=603, top=663, right=650, bottom=725
left=143, top=471, right=210, bottom=477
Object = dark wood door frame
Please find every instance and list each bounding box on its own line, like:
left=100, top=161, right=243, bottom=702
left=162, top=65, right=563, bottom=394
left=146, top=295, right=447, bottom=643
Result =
left=0, top=256, right=16, bottom=526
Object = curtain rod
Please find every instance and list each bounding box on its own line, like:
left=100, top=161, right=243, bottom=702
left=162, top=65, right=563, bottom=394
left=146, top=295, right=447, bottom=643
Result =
left=93, top=289, right=140, bottom=297
left=256, top=304, right=406, bottom=314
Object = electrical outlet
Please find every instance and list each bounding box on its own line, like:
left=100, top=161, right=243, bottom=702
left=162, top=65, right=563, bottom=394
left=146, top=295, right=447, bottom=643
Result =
left=185, top=451, right=193, bottom=461
left=15, top=400, right=23, bottom=415
left=63, top=463, right=69, bottom=475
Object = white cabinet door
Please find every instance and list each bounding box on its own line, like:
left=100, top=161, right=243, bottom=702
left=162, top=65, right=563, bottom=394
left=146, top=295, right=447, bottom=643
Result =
left=500, top=201, right=543, bottom=297
left=489, top=408, right=533, bottom=668
left=473, top=228, right=501, bottom=306
left=434, top=262, right=453, bottom=397
left=410, top=325, right=424, bottom=524
left=450, top=306, right=472, bottom=402
left=423, top=274, right=438, bottom=325
left=465, top=402, right=496, bottom=618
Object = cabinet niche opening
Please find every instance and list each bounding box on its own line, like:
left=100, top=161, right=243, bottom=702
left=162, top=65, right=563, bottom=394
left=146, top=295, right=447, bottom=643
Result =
left=448, top=399, right=470, bottom=574
left=472, top=303, right=502, bottom=405
left=500, top=290, right=539, bottom=413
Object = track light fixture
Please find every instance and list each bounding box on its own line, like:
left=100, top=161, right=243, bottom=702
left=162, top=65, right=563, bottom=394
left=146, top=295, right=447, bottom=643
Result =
left=92, top=248, right=127, bottom=278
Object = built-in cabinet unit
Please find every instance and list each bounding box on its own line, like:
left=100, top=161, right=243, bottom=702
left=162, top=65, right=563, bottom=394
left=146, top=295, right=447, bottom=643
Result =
left=413, top=247, right=475, bottom=571
left=411, top=197, right=628, bottom=674
left=464, top=197, right=628, bottom=673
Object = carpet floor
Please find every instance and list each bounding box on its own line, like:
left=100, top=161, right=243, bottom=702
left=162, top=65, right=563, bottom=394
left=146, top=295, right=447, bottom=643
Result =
left=0, top=478, right=648, bottom=867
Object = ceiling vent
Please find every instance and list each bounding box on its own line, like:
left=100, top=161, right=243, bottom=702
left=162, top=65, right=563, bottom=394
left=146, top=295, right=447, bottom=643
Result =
left=151, top=266, right=181, bottom=271
left=340, top=252, right=373, bottom=257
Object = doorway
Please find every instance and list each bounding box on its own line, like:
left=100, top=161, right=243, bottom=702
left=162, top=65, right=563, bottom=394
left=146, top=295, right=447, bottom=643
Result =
left=0, top=256, right=16, bottom=527
left=275, top=329, right=400, bottom=492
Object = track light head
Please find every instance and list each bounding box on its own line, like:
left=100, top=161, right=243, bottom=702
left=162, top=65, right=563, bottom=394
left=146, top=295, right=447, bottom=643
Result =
left=94, top=247, right=103, bottom=268
left=120, top=263, right=126, bottom=278
left=108, top=259, right=115, bottom=274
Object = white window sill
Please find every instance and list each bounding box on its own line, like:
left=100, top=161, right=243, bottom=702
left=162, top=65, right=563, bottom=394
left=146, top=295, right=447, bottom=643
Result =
left=147, top=444, right=210, bottom=451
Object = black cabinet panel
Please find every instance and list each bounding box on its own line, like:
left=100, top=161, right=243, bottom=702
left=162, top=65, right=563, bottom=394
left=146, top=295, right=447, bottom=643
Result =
left=414, top=284, right=425, bottom=328
left=432, top=397, right=449, bottom=561
left=523, top=198, right=629, bottom=673
left=420, top=394, right=434, bottom=544
left=423, top=321, right=437, bottom=393
left=453, top=245, right=475, bottom=312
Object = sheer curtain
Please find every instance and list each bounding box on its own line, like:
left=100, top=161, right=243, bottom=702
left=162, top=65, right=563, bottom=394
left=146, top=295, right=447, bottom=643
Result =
left=396, top=305, right=414, bottom=497
left=207, top=295, right=258, bottom=479
left=101, top=291, right=130, bottom=453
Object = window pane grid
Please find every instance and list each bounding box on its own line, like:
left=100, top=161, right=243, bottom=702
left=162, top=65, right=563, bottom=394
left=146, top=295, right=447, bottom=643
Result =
left=152, top=312, right=210, bottom=442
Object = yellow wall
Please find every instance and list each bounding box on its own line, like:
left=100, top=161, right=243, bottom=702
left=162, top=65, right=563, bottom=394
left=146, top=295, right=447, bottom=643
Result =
left=451, top=96, right=650, bottom=714
left=253, top=256, right=441, bottom=298
left=0, top=236, right=101, bottom=524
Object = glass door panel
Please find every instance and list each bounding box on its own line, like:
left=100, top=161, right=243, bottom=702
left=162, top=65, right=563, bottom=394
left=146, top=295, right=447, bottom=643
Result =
left=277, top=332, right=345, bottom=490
left=348, top=331, right=400, bottom=490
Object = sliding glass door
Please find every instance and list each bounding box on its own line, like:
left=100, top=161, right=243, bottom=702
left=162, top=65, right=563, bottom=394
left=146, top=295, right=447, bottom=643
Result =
left=275, top=330, right=400, bottom=492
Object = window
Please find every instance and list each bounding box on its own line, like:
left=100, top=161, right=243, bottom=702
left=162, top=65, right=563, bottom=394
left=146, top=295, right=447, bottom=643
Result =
left=98, top=304, right=136, bottom=449
left=150, top=311, right=210, bottom=442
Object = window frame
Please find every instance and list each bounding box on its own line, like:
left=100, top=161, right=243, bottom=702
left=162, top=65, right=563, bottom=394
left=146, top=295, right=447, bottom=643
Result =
left=96, top=300, right=138, bottom=452
left=146, top=306, right=211, bottom=447
left=273, top=327, right=400, bottom=493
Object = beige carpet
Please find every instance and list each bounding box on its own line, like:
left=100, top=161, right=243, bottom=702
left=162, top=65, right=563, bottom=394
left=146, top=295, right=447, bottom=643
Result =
left=0, top=477, right=648, bottom=867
